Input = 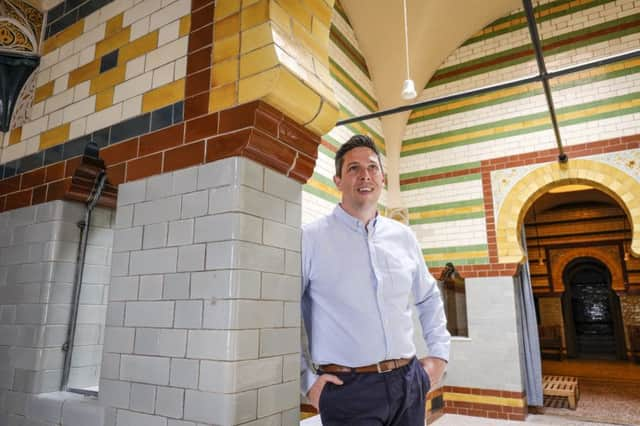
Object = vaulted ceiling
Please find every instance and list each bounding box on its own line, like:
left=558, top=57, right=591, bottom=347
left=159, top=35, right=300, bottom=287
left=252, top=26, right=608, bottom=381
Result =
left=341, top=0, right=521, bottom=205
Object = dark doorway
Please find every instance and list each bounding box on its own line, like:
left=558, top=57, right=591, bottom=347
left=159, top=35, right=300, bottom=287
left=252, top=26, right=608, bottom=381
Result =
left=561, top=258, right=626, bottom=360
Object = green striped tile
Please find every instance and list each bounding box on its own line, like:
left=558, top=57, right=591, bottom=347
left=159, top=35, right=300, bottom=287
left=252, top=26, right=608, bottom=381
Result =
left=303, top=184, right=340, bottom=204
left=462, top=0, right=615, bottom=46
left=408, top=199, right=484, bottom=213
left=422, top=244, right=489, bottom=255
left=400, top=161, right=481, bottom=180
left=425, top=258, right=490, bottom=267
left=330, top=25, right=370, bottom=78
left=330, top=59, right=378, bottom=112
left=410, top=211, right=485, bottom=225
left=401, top=173, right=481, bottom=191
left=428, top=11, right=640, bottom=88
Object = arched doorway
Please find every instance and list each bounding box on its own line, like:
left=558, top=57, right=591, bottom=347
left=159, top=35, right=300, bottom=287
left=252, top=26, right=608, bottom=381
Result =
left=561, top=257, right=626, bottom=360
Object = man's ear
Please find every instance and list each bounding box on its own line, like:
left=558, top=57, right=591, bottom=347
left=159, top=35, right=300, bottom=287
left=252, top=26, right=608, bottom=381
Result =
left=333, top=175, right=342, bottom=190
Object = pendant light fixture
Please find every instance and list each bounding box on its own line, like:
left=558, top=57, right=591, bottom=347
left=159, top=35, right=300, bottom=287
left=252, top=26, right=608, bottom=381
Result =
left=401, top=0, right=417, bottom=100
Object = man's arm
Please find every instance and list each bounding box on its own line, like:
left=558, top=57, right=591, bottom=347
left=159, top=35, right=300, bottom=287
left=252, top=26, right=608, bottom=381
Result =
left=300, top=227, right=343, bottom=409
left=409, top=231, right=451, bottom=385
left=300, top=227, right=319, bottom=396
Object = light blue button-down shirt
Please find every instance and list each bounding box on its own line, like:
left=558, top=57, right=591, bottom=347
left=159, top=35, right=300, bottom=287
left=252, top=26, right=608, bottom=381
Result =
left=301, top=205, right=450, bottom=394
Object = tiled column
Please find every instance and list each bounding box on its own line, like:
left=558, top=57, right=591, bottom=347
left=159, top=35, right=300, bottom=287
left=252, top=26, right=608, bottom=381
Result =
left=101, top=157, right=302, bottom=426
left=0, top=200, right=113, bottom=422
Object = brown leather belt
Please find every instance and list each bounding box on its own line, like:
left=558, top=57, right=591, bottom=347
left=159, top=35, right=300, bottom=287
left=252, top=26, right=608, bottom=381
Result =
left=319, top=358, right=412, bottom=374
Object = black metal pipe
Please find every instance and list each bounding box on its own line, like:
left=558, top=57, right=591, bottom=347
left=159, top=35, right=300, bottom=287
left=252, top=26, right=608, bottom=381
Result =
left=60, top=170, right=107, bottom=391
left=336, top=48, right=640, bottom=126
left=522, top=0, right=567, bottom=162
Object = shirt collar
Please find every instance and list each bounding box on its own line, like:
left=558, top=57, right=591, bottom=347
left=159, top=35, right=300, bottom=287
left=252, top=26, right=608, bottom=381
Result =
left=333, top=204, right=379, bottom=234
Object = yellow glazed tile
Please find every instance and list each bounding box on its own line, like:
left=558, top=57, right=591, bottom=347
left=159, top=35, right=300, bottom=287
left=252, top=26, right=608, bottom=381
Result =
left=42, top=20, right=84, bottom=54
left=443, top=392, right=525, bottom=408
left=307, top=99, right=339, bottom=135
left=304, top=0, right=332, bottom=26
left=179, top=15, right=191, bottom=37
left=209, top=83, right=237, bottom=112
left=96, top=87, right=114, bottom=111
left=142, top=79, right=185, bottom=113
left=269, top=0, right=292, bottom=35
left=278, top=0, right=312, bottom=30
left=215, top=0, right=241, bottom=21
left=214, top=13, right=240, bottom=41
left=239, top=44, right=278, bottom=78
left=240, top=22, right=272, bottom=54
left=90, top=65, right=126, bottom=95
left=212, top=58, right=239, bottom=87
left=33, top=81, right=54, bottom=104
left=95, top=27, right=131, bottom=58
left=68, top=59, right=100, bottom=88
left=213, top=34, right=240, bottom=63
left=39, top=123, right=70, bottom=150
left=292, top=21, right=325, bottom=63
left=238, top=66, right=279, bottom=103
left=105, top=13, right=124, bottom=37
left=119, top=31, right=159, bottom=63
left=266, top=67, right=321, bottom=123
left=241, top=0, right=269, bottom=30
left=9, top=127, right=22, bottom=146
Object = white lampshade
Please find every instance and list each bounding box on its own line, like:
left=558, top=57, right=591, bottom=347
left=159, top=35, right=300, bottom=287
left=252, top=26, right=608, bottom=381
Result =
left=401, top=79, right=417, bottom=100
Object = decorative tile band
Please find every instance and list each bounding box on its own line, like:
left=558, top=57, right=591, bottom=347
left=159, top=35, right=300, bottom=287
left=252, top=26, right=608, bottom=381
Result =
left=428, top=10, right=640, bottom=87
left=402, top=90, right=640, bottom=156
left=411, top=56, right=640, bottom=126
left=409, top=199, right=485, bottom=225
left=330, top=25, right=370, bottom=79
left=45, top=0, right=115, bottom=39
left=0, top=102, right=183, bottom=180
left=330, top=59, right=378, bottom=112
left=423, top=244, right=489, bottom=268
left=462, top=0, right=614, bottom=46
left=400, top=162, right=482, bottom=183
left=401, top=173, right=481, bottom=191
left=441, top=385, right=527, bottom=421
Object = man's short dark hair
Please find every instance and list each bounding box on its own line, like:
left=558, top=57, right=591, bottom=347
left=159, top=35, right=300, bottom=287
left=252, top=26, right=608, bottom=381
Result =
left=335, top=134, right=383, bottom=177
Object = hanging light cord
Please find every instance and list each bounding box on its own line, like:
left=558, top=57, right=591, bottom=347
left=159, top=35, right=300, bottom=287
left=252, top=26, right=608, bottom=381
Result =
left=402, top=0, right=411, bottom=80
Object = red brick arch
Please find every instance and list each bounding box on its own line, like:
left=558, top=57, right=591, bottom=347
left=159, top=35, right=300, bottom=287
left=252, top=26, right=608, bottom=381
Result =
left=549, top=245, right=624, bottom=293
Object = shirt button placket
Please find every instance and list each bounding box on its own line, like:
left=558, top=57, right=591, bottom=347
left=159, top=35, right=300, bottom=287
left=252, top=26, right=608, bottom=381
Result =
left=369, top=235, right=390, bottom=358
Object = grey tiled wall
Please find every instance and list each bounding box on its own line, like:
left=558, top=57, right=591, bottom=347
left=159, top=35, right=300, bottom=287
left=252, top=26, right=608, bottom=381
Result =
left=101, top=157, right=302, bottom=426
left=0, top=200, right=113, bottom=423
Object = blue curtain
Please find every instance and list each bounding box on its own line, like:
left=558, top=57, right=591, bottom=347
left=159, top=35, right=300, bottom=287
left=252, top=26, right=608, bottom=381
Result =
left=516, top=226, right=543, bottom=406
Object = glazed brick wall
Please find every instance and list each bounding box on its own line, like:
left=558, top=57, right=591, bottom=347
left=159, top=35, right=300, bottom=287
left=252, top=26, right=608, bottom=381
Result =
left=442, top=386, right=527, bottom=422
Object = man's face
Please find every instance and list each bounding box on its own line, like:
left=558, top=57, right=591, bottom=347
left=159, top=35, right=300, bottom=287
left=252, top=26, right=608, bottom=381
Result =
left=334, top=146, right=384, bottom=211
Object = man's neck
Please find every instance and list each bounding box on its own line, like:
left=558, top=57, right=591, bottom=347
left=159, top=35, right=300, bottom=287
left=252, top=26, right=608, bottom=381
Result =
left=340, top=202, right=377, bottom=226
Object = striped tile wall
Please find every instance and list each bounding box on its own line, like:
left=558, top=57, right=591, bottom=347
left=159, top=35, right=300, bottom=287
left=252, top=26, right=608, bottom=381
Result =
left=302, top=0, right=386, bottom=224
left=401, top=0, right=640, bottom=268
left=1, top=0, right=190, bottom=166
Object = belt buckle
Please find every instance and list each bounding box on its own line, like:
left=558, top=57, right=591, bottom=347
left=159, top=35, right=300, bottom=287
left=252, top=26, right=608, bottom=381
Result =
left=376, top=361, right=393, bottom=373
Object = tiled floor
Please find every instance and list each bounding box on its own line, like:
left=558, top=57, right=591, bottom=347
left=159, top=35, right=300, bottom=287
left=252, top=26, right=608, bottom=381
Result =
left=435, top=414, right=622, bottom=425
left=301, top=414, right=622, bottom=425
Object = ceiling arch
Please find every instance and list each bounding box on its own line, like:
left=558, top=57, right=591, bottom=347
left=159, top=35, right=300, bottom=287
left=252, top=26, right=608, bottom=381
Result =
left=340, top=0, right=521, bottom=206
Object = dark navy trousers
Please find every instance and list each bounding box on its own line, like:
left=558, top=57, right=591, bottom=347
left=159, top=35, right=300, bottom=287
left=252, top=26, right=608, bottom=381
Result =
left=318, top=358, right=430, bottom=425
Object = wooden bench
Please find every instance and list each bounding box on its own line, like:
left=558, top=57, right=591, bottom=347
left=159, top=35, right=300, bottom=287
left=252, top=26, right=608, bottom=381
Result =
left=539, top=325, right=563, bottom=360
left=543, top=375, right=579, bottom=409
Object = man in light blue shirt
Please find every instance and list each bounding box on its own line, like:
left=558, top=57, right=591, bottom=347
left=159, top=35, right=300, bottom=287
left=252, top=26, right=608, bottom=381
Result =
left=301, top=135, right=450, bottom=425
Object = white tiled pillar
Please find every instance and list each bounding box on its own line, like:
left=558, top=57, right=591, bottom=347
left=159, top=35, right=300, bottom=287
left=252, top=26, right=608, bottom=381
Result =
left=102, top=157, right=302, bottom=426
left=0, top=200, right=113, bottom=423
